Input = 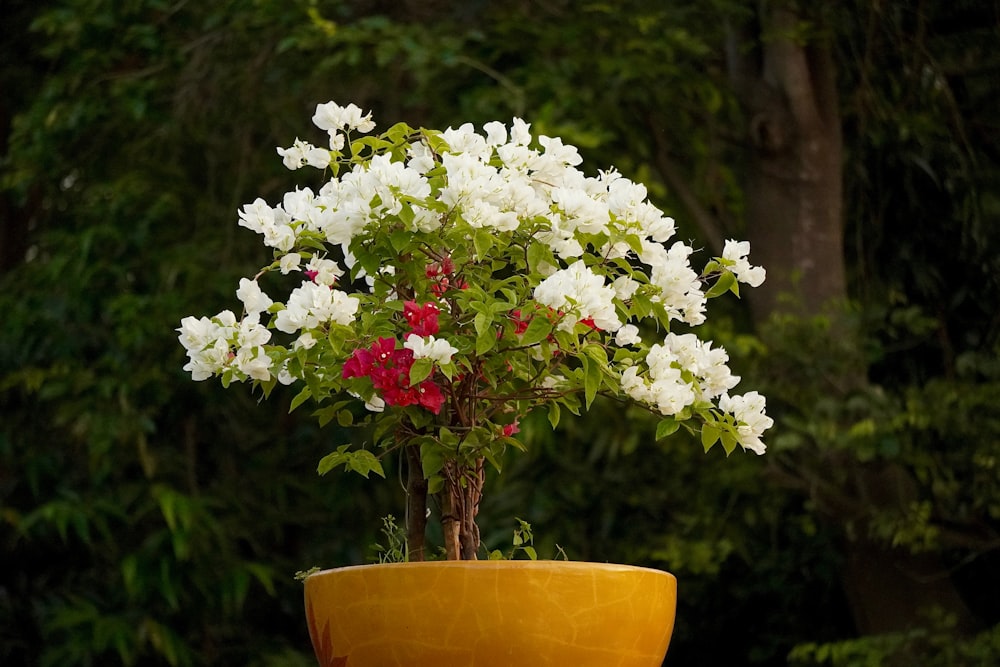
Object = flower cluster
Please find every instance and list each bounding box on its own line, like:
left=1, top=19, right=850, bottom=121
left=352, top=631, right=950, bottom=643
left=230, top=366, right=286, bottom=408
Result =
left=342, top=337, right=446, bottom=414
left=178, top=100, right=773, bottom=488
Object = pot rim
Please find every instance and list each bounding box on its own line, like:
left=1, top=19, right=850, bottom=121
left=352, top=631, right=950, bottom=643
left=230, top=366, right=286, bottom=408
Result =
left=305, top=559, right=676, bottom=580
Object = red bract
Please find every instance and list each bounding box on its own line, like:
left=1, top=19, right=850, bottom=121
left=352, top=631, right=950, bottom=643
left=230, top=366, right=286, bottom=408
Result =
left=404, top=301, right=440, bottom=336
left=343, top=337, right=445, bottom=415
left=426, top=256, right=466, bottom=297
left=425, top=256, right=456, bottom=277
left=510, top=309, right=531, bottom=335
left=430, top=276, right=468, bottom=297
left=502, top=420, right=520, bottom=437
left=342, top=337, right=400, bottom=379
left=416, top=380, right=445, bottom=414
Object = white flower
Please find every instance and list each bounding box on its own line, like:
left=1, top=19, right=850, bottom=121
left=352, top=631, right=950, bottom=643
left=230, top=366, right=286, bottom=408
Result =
left=274, top=283, right=359, bottom=333
left=533, top=261, right=621, bottom=332
left=237, top=198, right=275, bottom=235
left=305, top=256, right=343, bottom=286
left=350, top=391, right=385, bottom=413
left=615, top=324, right=641, bottom=346
left=718, top=391, right=773, bottom=455
left=510, top=117, right=532, bottom=146
left=182, top=338, right=230, bottom=381
left=612, top=276, right=640, bottom=301
left=277, top=361, right=298, bottom=386
left=407, top=142, right=436, bottom=174
left=276, top=139, right=330, bottom=170
left=644, top=241, right=706, bottom=325
left=235, top=346, right=272, bottom=381
left=236, top=317, right=270, bottom=348
left=279, top=253, right=302, bottom=274
left=442, top=123, right=489, bottom=158
left=483, top=120, right=507, bottom=147
left=294, top=332, right=317, bottom=350
left=723, top=239, right=766, bottom=287
left=538, top=135, right=582, bottom=166
left=662, top=332, right=739, bottom=399
left=551, top=187, right=609, bottom=235
left=236, top=278, right=273, bottom=316
left=312, top=101, right=375, bottom=134
left=404, top=334, right=458, bottom=365
left=177, top=315, right=218, bottom=352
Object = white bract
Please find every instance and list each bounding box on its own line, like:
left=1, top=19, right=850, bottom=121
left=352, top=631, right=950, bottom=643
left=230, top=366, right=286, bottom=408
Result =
left=178, top=101, right=771, bottom=457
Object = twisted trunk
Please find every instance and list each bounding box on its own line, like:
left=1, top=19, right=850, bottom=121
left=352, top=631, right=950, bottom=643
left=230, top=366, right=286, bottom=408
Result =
left=439, top=458, right=485, bottom=560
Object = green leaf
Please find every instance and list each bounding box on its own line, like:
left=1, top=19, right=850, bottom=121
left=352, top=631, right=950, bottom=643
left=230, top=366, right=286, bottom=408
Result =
left=624, top=233, right=644, bottom=255
left=408, top=357, right=434, bottom=385
left=655, top=418, right=681, bottom=440
left=520, top=314, right=553, bottom=346
left=582, top=355, right=601, bottom=409
left=705, top=270, right=737, bottom=299
left=526, top=241, right=555, bottom=273
left=476, top=327, right=497, bottom=355
left=289, top=386, right=311, bottom=413
left=389, top=229, right=411, bottom=253
left=547, top=402, right=561, bottom=429
left=474, top=311, right=492, bottom=336
left=420, top=441, right=446, bottom=478
left=472, top=228, right=495, bottom=259
left=317, top=445, right=351, bottom=476
left=701, top=423, right=722, bottom=453
left=314, top=400, right=352, bottom=427
left=482, top=443, right=503, bottom=473
left=347, top=450, right=385, bottom=478
left=721, top=429, right=739, bottom=456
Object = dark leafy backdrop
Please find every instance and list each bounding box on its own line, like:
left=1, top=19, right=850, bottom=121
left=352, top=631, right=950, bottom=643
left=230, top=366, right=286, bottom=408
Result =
left=2, top=1, right=998, bottom=665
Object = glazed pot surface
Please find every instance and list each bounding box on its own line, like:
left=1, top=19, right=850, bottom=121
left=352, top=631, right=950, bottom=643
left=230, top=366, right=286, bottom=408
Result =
left=305, top=560, right=676, bottom=667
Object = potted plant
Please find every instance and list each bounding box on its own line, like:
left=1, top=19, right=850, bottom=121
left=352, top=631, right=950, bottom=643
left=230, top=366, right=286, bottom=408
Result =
left=177, top=101, right=771, bottom=666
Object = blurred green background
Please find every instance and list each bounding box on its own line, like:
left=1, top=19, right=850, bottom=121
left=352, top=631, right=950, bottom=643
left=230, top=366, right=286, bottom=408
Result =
left=2, top=1, right=999, bottom=665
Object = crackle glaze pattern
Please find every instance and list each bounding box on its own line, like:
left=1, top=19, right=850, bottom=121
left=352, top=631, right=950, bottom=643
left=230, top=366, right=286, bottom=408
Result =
left=304, top=561, right=676, bottom=667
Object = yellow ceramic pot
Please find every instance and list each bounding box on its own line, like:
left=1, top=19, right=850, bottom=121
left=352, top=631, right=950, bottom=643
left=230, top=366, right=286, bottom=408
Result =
left=304, top=560, right=676, bottom=667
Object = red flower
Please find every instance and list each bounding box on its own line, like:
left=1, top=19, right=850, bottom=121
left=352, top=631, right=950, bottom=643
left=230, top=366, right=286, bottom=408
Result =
left=502, top=420, right=520, bottom=437
left=403, top=301, right=440, bottom=336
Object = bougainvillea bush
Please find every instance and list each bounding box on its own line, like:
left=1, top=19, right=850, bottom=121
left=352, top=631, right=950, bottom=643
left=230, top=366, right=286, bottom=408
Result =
left=178, top=101, right=771, bottom=560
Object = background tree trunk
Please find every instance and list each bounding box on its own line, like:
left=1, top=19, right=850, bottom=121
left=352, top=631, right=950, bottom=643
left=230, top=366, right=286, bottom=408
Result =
left=730, top=1, right=977, bottom=637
